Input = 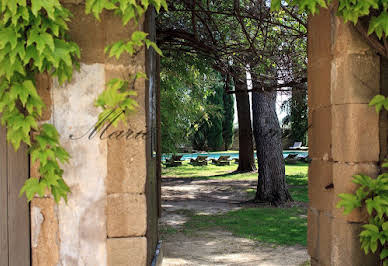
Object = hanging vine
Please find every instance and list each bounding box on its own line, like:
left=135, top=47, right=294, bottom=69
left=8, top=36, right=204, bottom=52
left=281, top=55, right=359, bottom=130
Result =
left=0, top=1, right=79, bottom=202
left=0, top=0, right=165, bottom=203
left=85, top=0, right=165, bottom=132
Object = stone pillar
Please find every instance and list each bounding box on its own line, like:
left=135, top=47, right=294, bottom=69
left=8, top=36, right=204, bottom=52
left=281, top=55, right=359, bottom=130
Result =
left=30, top=2, right=158, bottom=265
left=308, top=7, right=382, bottom=266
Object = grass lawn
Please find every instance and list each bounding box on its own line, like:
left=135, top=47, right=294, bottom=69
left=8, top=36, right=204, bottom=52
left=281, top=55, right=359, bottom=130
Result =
left=163, top=160, right=308, bottom=185
left=183, top=207, right=307, bottom=246
left=162, top=160, right=309, bottom=246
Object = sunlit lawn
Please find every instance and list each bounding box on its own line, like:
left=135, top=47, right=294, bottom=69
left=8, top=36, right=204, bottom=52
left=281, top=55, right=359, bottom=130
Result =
left=162, top=160, right=308, bottom=185
left=162, top=160, right=309, bottom=246
left=183, top=207, right=307, bottom=246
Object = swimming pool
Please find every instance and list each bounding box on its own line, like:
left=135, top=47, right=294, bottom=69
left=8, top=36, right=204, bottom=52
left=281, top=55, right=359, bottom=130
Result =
left=162, top=151, right=308, bottom=161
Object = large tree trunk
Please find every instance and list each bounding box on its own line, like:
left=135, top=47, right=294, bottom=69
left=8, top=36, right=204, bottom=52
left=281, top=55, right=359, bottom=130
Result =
left=234, top=76, right=256, bottom=172
left=252, top=90, right=292, bottom=205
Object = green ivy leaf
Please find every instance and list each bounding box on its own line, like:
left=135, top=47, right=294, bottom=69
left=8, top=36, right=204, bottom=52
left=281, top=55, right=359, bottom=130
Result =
left=19, top=178, right=46, bottom=202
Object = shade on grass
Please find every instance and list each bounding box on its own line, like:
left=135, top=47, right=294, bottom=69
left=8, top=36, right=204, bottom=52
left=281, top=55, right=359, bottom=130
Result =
left=183, top=207, right=307, bottom=246
left=162, top=161, right=309, bottom=247
left=247, top=186, right=308, bottom=203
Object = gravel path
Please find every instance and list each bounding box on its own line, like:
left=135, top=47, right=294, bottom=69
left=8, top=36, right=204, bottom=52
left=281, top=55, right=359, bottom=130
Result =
left=160, top=177, right=310, bottom=266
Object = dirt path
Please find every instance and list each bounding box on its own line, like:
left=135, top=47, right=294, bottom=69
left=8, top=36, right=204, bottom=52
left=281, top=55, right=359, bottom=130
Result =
left=160, top=177, right=309, bottom=266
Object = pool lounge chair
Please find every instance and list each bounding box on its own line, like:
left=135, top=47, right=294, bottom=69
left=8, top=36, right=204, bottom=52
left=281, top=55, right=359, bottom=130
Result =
left=284, top=153, right=299, bottom=164
left=289, top=142, right=302, bottom=150
left=211, top=155, right=231, bottom=166
left=165, top=155, right=184, bottom=167
left=190, top=155, right=208, bottom=166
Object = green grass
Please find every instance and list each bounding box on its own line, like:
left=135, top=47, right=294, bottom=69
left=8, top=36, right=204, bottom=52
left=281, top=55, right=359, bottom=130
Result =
left=163, top=161, right=308, bottom=183
left=159, top=225, right=178, bottom=239
left=162, top=160, right=309, bottom=247
left=162, top=161, right=258, bottom=180
left=183, top=207, right=307, bottom=246
left=247, top=186, right=308, bottom=203
left=289, top=186, right=308, bottom=202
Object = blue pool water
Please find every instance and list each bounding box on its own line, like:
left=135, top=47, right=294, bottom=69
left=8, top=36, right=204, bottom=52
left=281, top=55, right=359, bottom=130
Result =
left=162, top=151, right=308, bottom=161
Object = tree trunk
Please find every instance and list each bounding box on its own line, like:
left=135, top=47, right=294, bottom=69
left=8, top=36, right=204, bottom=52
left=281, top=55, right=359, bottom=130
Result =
left=234, top=77, right=256, bottom=172
left=252, top=90, right=292, bottom=205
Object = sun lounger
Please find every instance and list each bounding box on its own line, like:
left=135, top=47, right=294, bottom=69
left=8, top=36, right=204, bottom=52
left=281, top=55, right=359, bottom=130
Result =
left=211, top=155, right=231, bottom=166
left=190, top=155, right=208, bottom=166
left=165, top=155, right=184, bottom=167
left=289, top=142, right=302, bottom=150
left=284, top=153, right=299, bottom=164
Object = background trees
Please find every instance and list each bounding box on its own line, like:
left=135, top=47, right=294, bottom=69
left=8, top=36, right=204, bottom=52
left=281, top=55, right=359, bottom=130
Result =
left=157, top=0, right=307, bottom=204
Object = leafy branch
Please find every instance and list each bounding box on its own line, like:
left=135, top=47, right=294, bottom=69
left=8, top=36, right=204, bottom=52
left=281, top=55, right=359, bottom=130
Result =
left=271, top=0, right=388, bottom=41
left=86, top=0, right=166, bottom=129
left=0, top=0, right=80, bottom=202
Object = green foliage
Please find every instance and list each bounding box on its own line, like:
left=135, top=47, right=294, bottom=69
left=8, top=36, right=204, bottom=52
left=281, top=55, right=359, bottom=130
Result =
left=0, top=0, right=166, bottom=203
left=105, top=31, right=163, bottom=59
left=0, top=0, right=80, bottom=203
left=95, top=76, right=139, bottom=127
left=87, top=0, right=166, bottom=138
left=184, top=207, right=307, bottom=246
left=337, top=162, right=388, bottom=264
left=207, top=83, right=224, bottom=151
left=86, top=0, right=167, bottom=23
left=369, top=94, right=388, bottom=113
left=222, top=80, right=234, bottom=151
left=271, top=0, right=388, bottom=40
left=160, top=53, right=223, bottom=153
left=282, top=89, right=308, bottom=145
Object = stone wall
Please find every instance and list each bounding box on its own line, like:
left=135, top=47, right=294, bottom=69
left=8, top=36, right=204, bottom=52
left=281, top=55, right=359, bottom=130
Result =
left=308, top=7, right=384, bottom=266
left=30, top=2, right=158, bottom=265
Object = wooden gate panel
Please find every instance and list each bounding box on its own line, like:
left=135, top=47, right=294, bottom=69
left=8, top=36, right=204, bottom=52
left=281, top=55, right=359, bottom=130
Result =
left=0, top=125, right=30, bottom=266
left=0, top=125, right=8, bottom=266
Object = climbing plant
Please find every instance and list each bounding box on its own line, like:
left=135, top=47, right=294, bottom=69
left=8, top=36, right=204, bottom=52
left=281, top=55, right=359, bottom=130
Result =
left=0, top=0, right=79, bottom=202
left=86, top=0, right=164, bottom=131
left=0, top=0, right=165, bottom=203
left=271, top=0, right=388, bottom=40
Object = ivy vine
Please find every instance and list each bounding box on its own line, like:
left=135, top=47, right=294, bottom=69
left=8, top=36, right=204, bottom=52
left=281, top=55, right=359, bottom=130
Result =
left=0, top=0, right=165, bottom=203
left=271, top=0, right=388, bottom=40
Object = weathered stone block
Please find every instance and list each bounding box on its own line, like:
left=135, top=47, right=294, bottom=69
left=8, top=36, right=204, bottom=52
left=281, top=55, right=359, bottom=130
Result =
left=333, top=162, right=378, bottom=222
left=309, top=107, right=332, bottom=160
left=107, top=132, right=147, bottom=194
left=308, top=9, right=333, bottom=111
left=332, top=104, right=379, bottom=162
left=308, top=58, right=331, bottom=110
left=104, top=12, right=145, bottom=66
left=333, top=17, right=374, bottom=56
left=308, top=9, right=332, bottom=64
left=52, top=64, right=108, bottom=265
left=331, top=218, right=379, bottom=266
left=105, top=67, right=148, bottom=194
left=331, top=54, right=380, bottom=105
left=107, top=194, right=147, bottom=237
left=64, top=3, right=105, bottom=64
left=309, top=160, right=334, bottom=212
left=31, top=198, right=59, bottom=266
left=307, top=208, right=319, bottom=260
left=107, top=237, right=147, bottom=266
left=318, top=212, right=333, bottom=266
